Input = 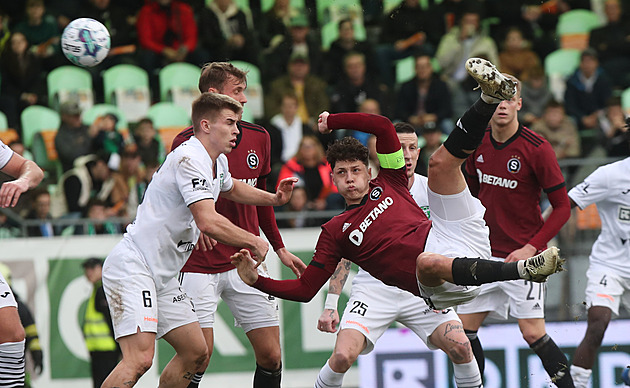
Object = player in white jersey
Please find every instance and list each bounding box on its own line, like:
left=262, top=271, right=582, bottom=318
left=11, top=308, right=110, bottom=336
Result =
left=0, top=139, right=44, bottom=387
left=568, top=156, right=630, bottom=388
left=101, top=93, right=296, bottom=388
left=314, top=123, right=482, bottom=388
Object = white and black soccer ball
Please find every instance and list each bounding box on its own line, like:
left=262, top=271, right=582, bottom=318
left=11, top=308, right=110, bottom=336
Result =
left=61, top=18, right=110, bottom=67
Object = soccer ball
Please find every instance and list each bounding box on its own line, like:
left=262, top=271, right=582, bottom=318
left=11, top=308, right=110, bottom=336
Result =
left=61, top=18, right=110, bottom=67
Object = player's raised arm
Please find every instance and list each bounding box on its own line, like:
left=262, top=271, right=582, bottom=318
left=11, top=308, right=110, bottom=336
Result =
left=319, top=112, right=401, bottom=156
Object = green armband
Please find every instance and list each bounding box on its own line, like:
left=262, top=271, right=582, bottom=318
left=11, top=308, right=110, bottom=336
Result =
left=377, top=149, right=404, bottom=169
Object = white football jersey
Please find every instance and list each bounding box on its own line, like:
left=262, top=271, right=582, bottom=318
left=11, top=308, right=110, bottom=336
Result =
left=125, top=136, right=234, bottom=289
left=354, top=173, right=429, bottom=283
left=0, top=140, right=14, bottom=170
left=568, top=157, right=630, bottom=277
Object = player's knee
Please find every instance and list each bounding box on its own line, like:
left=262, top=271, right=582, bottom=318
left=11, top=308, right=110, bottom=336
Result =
left=127, top=351, right=154, bottom=376
left=521, top=330, right=543, bottom=345
left=445, top=341, right=474, bottom=364
left=416, top=252, right=443, bottom=278
left=330, top=349, right=358, bottom=372
left=256, top=349, right=282, bottom=371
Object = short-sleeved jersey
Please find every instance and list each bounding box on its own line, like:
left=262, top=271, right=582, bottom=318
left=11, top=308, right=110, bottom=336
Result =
left=0, top=140, right=14, bottom=170
left=568, top=157, right=630, bottom=277
left=313, top=168, right=431, bottom=297
left=125, top=136, right=233, bottom=289
left=176, top=121, right=273, bottom=273
left=465, top=125, right=566, bottom=258
left=354, top=173, right=429, bottom=283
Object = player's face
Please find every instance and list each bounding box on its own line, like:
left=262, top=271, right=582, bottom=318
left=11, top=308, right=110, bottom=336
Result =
left=207, top=109, right=240, bottom=154
left=398, top=133, right=419, bottom=179
left=215, top=76, right=248, bottom=106
left=490, top=94, right=522, bottom=128
left=332, top=160, right=370, bottom=205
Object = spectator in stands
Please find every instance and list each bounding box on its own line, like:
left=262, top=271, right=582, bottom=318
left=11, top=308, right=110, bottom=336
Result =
left=59, top=152, right=116, bottom=217
left=262, top=13, right=323, bottom=82
left=259, top=0, right=291, bottom=50
left=110, top=145, right=145, bottom=219
left=601, top=97, right=630, bottom=157
left=325, top=18, right=377, bottom=85
left=518, top=64, right=553, bottom=127
left=349, top=99, right=382, bottom=147
left=25, top=188, right=55, bottom=237
left=275, top=184, right=321, bottom=228
left=14, top=0, right=62, bottom=71
left=498, top=27, right=541, bottom=81
left=0, top=31, right=44, bottom=129
left=0, top=211, right=21, bottom=238
left=90, top=114, right=125, bottom=156
left=395, top=53, right=452, bottom=134
left=55, top=101, right=94, bottom=172
left=329, top=52, right=389, bottom=116
left=589, top=0, right=630, bottom=89
left=136, top=0, right=205, bottom=93
left=517, top=2, right=560, bottom=59
left=132, top=118, right=165, bottom=167
left=276, top=135, right=337, bottom=214
left=0, top=11, right=10, bottom=54
left=531, top=99, right=581, bottom=160
left=268, top=92, right=310, bottom=173
left=564, top=48, right=613, bottom=155
left=199, top=0, right=258, bottom=64
left=426, top=0, right=485, bottom=39
left=376, top=0, right=432, bottom=87
left=82, top=198, right=121, bottom=235
left=265, top=53, right=329, bottom=128
left=416, top=123, right=443, bottom=176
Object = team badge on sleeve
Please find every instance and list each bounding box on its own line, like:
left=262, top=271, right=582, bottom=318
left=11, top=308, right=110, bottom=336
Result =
left=247, top=151, right=259, bottom=169
left=369, top=187, right=383, bottom=201
left=507, top=156, right=521, bottom=173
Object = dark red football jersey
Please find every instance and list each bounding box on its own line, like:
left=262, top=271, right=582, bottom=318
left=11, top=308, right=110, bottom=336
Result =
left=312, top=167, right=431, bottom=297
left=465, top=125, right=566, bottom=258
left=175, top=121, right=276, bottom=273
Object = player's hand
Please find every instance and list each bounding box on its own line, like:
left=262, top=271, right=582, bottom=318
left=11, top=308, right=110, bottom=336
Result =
left=276, top=248, right=307, bottom=277
left=197, top=233, right=217, bottom=252
left=317, top=308, right=340, bottom=333
left=31, top=349, right=43, bottom=374
left=275, top=177, right=298, bottom=206
left=230, top=249, right=260, bottom=285
left=0, top=179, right=28, bottom=208
left=250, top=237, right=269, bottom=268
left=318, top=111, right=331, bottom=134
left=505, top=244, right=537, bottom=263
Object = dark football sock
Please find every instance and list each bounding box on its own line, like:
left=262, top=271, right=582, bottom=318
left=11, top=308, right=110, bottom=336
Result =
left=451, top=257, right=520, bottom=286
left=443, top=98, right=498, bottom=159
left=186, top=372, right=204, bottom=388
left=465, top=329, right=485, bottom=376
left=530, top=334, right=575, bottom=387
left=253, top=363, right=282, bottom=388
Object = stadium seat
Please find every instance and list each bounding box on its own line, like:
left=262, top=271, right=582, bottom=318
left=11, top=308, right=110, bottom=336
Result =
left=0, top=110, right=8, bottom=131
left=316, top=0, right=361, bottom=24
left=47, top=66, right=94, bottom=112
left=146, top=102, right=191, bottom=130
left=230, top=60, right=264, bottom=120
left=31, top=130, right=62, bottom=177
left=320, top=19, right=367, bottom=51
left=261, top=0, right=305, bottom=12
left=395, top=56, right=440, bottom=86
left=556, top=9, right=602, bottom=50
left=544, top=49, right=581, bottom=102
left=82, top=104, right=129, bottom=132
left=158, top=127, right=185, bottom=153
left=20, top=105, right=61, bottom=149
left=621, top=87, right=630, bottom=114
left=103, top=64, right=151, bottom=122
left=159, top=62, right=201, bottom=101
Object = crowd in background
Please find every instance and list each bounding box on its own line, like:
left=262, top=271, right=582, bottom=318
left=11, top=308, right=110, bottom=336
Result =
left=0, top=0, right=629, bottom=237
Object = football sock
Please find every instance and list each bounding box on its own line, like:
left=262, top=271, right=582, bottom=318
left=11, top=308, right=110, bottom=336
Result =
left=452, top=359, right=483, bottom=388
left=186, top=372, right=204, bottom=388
left=0, top=340, right=25, bottom=387
left=443, top=99, right=498, bottom=159
left=530, top=334, right=575, bottom=388
left=570, top=365, right=591, bottom=388
left=451, top=258, right=520, bottom=286
left=465, top=329, right=485, bottom=375
left=314, top=359, right=344, bottom=388
left=253, top=363, right=282, bottom=388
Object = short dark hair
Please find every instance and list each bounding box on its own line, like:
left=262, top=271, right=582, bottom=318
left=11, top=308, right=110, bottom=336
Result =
left=198, top=62, right=248, bottom=93
left=544, top=99, right=564, bottom=110
left=326, top=136, right=369, bottom=170
left=191, top=93, right=242, bottom=134
left=82, top=257, right=103, bottom=269
left=394, top=122, right=416, bottom=134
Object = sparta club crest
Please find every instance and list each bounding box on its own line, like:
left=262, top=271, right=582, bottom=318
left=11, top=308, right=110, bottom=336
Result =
left=507, top=156, right=521, bottom=173
left=247, top=151, right=259, bottom=169
left=369, top=187, right=383, bottom=200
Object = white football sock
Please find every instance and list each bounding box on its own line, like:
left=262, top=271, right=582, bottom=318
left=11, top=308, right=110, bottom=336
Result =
left=570, top=365, right=592, bottom=388
left=453, top=359, right=483, bottom=388
left=314, top=359, right=344, bottom=388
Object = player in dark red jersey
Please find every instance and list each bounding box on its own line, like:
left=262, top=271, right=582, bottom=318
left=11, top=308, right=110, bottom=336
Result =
left=230, top=60, right=565, bottom=388
left=171, top=62, right=307, bottom=388
left=457, top=75, right=574, bottom=387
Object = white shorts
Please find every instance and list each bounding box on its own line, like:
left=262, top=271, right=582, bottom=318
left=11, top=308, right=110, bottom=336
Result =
left=103, top=237, right=198, bottom=340
left=418, top=187, right=490, bottom=310
left=179, top=267, right=279, bottom=333
left=339, top=276, right=460, bottom=355
left=0, top=273, right=17, bottom=309
left=584, top=266, right=630, bottom=316
left=456, top=257, right=546, bottom=320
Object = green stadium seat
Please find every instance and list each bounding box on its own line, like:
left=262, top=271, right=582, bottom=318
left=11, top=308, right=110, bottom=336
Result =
left=20, top=105, right=61, bottom=149
left=395, top=56, right=440, bottom=86
left=47, top=66, right=94, bottom=111
left=230, top=61, right=264, bottom=120
left=261, top=0, right=305, bottom=12
left=544, top=49, right=581, bottom=103
left=0, top=110, right=8, bottom=131
left=621, top=87, right=630, bottom=113
left=103, top=64, right=151, bottom=122
left=159, top=62, right=201, bottom=102
left=316, top=0, right=361, bottom=24
left=556, top=9, right=602, bottom=49
left=82, top=104, right=129, bottom=131
left=146, top=102, right=191, bottom=129
left=320, top=19, right=367, bottom=51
